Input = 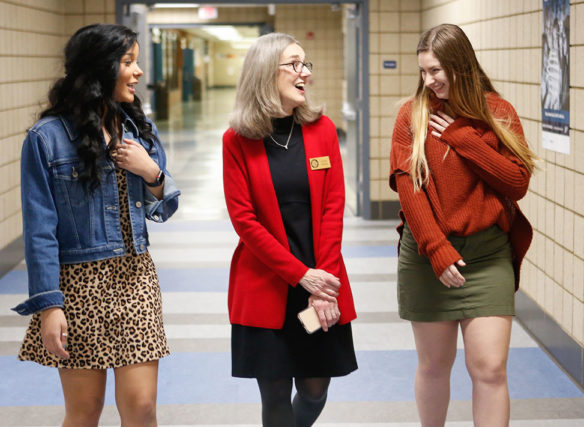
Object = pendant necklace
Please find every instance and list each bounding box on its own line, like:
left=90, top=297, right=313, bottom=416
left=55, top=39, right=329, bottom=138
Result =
left=269, top=120, right=294, bottom=150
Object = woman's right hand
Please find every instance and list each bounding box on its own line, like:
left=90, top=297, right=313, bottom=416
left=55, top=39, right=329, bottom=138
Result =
left=309, top=295, right=341, bottom=332
left=298, top=268, right=340, bottom=302
left=429, top=111, right=455, bottom=139
left=439, top=259, right=466, bottom=288
left=40, top=307, right=70, bottom=359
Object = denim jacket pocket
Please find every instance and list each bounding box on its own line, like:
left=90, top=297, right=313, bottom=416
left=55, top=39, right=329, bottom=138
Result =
left=52, top=159, right=109, bottom=250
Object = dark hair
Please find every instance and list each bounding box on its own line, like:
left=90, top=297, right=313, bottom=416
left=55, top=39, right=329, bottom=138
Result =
left=41, top=24, right=155, bottom=189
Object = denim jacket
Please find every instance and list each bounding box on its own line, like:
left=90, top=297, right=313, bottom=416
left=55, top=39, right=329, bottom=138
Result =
left=13, top=112, right=180, bottom=315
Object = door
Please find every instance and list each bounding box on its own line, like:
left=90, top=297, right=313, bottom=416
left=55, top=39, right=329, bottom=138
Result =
left=182, top=47, right=195, bottom=101
left=343, top=3, right=361, bottom=215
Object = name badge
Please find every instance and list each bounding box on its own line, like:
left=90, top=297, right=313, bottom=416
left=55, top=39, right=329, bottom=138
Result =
left=309, top=156, right=331, bottom=170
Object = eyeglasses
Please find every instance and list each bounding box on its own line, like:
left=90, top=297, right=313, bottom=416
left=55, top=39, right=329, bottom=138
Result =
left=279, top=61, right=313, bottom=73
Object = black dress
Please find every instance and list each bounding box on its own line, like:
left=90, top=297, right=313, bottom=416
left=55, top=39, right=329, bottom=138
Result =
left=231, top=116, right=358, bottom=379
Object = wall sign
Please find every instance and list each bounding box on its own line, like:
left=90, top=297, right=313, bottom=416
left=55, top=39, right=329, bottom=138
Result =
left=541, top=0, right=570, bottom=154
left=198, top=6, right=218, bottom=20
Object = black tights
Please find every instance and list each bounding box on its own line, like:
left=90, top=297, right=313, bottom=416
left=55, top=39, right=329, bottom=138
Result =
left=257, top=377, right=331, bottom=427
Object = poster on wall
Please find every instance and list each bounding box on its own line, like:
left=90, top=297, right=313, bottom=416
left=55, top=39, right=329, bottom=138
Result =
left=541, top=0, right=570, bottom=154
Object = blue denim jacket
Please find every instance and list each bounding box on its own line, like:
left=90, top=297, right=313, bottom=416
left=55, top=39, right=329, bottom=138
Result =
left=13, top=112, right=180, bottom=315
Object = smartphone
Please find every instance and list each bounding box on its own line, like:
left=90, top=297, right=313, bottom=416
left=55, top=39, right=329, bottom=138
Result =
left=297, top=306, right=321, bottom=334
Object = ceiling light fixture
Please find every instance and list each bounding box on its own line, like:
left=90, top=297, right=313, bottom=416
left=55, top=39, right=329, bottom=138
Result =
left=201, top=25, right=242, bottom=41
left=153, top=3, right=200, bottom=8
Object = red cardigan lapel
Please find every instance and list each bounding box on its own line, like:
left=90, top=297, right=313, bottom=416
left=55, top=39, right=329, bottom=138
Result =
left=302, top=123, right=325, bottom=256
left=239, top=136, right=290, bottom=249
left=238, top=123, right=328, bottom=257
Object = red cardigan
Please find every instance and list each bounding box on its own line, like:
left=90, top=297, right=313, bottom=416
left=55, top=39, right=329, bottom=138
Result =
left=222, top=115, right=356, bottom=329
left=389, top=93, right=533, bottom=289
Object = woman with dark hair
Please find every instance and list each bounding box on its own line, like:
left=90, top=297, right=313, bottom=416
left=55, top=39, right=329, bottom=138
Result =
left=13, top=24, right=180, bottom=426
left=389, top=24, right=537, bottom=426
left=223, top=32, right=357, bottom=426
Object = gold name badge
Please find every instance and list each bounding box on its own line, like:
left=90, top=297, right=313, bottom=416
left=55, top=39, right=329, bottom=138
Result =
left=309, top=156, right=331, bottom=170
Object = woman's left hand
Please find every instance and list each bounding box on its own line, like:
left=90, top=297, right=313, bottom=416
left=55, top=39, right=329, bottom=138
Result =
left=116, top=138, right=160, bottom=183
left=429, top=111, right=455, bottom=138
left=308, top=295, right=341, bottom=332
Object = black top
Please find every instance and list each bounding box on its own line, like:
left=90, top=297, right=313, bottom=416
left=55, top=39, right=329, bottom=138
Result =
left=263, top=116, right=315, bottom=268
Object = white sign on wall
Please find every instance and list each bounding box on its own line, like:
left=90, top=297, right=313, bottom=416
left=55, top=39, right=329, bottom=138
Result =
left=541, top=0, right=570, bottom=154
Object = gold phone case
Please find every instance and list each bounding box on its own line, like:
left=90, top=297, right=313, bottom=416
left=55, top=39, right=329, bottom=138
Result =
left=297, top=306, right=321, bottom=334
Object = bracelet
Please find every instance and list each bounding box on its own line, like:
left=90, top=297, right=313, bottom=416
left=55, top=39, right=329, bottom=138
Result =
left=145, top=169, right=165, bottom=187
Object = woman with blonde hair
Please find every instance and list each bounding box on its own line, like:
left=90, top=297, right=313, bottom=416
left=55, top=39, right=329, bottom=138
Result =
left=390, top=24, right=536, bottom=426
left=223, top=32, right=357, bottom=427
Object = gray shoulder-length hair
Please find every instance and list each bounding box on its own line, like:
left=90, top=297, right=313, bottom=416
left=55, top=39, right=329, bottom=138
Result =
left=229, top=32, right=323, bottom=139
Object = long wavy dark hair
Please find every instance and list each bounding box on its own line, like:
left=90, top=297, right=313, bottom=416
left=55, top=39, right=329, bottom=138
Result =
left=41, top=24, right=155, bottom=189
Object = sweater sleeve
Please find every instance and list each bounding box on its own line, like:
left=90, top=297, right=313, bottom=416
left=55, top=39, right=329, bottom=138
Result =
left=440, top=100, right=530, bottom=201
left=389, top=103, right=413, bottom=192
left=390, top=102, right=462, bottom=278
left=395, top=174, right=463, bottom=277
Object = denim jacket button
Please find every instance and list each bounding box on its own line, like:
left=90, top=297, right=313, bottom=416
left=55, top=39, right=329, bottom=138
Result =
left=135, top=201, right=142, bottom=208
left=140, top=244, right=145, bottom=251
left=153, top=214, right=160, bottom=221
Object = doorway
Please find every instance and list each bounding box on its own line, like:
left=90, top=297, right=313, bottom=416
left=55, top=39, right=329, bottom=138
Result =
left=116, top=0, right=370, bottom=218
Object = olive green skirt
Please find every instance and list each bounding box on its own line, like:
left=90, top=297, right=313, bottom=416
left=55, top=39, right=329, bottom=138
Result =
left=397, top=223, right=515, bottom=322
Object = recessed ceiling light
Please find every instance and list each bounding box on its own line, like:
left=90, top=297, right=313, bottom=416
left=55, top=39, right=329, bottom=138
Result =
left=153, top=3, right=200, bottom=8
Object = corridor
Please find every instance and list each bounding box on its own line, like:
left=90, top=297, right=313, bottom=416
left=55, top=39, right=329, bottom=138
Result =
left=0, top=89, right=583, bottom=426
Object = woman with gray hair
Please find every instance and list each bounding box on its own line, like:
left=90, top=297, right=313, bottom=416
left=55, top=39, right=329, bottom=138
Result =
left=223, top=32, right=357, bottom=426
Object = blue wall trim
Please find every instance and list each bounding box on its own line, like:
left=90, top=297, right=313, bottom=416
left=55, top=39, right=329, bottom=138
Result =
left=516, top=290, right=584, bottom=390
left=0, top=237, right=24, bottom=280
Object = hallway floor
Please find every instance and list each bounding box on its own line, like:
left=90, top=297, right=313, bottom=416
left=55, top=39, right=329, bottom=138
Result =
left=0, top=89, right=583, bottom=426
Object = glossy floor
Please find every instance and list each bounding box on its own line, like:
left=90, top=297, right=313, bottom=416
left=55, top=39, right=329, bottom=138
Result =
left=0, top=89, right=582, bottom=426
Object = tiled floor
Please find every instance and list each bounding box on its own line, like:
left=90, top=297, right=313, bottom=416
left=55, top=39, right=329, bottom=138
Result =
left=0, top=89, right=583, bottom=426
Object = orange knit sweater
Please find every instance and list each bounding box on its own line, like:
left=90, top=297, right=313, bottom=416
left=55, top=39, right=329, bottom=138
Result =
left=389, top=93, right=533, bottom=287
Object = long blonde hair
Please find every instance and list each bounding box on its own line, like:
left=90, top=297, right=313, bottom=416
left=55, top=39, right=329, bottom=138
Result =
left=229, top=32, right=323, bottom=139
left=410, top=24, right=537, bottom=190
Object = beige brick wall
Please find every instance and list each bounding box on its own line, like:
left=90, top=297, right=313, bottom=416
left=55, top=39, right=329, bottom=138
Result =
left=369, top=0, right=421, bottom=204
left=401, top=0, right=583, bottom=346
left=64, top=0, right=115, bottom=33
left=0, top=0, right=114, bottom=252
left=275, top=5, right=344, bottom=127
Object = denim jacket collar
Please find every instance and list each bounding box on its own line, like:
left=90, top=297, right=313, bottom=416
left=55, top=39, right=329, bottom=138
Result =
left=60, top=115, right=79, bottom=141
left=120, top=109, right=140, bottom=136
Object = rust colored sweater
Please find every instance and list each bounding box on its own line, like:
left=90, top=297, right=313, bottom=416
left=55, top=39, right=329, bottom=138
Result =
left=389, top=93, right=533, bottom=287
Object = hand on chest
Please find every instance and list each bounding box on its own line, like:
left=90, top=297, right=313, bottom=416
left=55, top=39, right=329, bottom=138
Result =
left=426, top=135, right=474, bottom=182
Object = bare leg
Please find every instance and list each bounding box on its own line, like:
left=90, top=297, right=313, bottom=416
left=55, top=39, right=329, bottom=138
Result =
left=411, top=320, right=459, bottom=427
left=461, top=316, right=512, bottom=427
left=59, top=368, right=107, bottom=427
left=114, top=360, right=160, bottom=427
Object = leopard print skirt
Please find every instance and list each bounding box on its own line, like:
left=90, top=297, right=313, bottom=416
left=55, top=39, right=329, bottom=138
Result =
left=19, top=168, right=170, bottom=369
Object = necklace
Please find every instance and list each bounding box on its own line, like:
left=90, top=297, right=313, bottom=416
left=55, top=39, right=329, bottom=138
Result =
left=269, top=120, right=294, bottom=150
